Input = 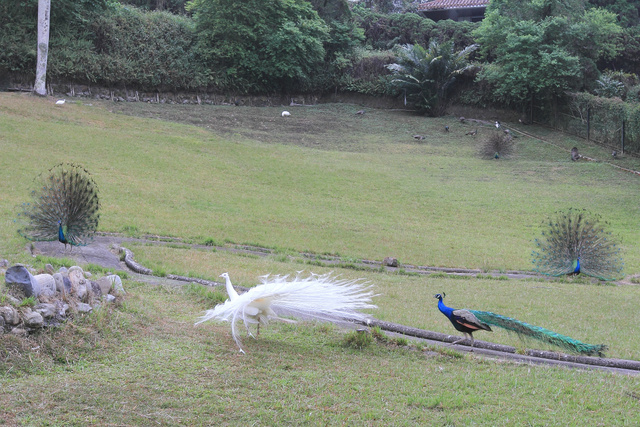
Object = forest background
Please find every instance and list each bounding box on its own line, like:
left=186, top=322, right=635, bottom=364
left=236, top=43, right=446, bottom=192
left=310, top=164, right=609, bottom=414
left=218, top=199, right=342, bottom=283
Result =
left=1, top=0, right=640, bottom=144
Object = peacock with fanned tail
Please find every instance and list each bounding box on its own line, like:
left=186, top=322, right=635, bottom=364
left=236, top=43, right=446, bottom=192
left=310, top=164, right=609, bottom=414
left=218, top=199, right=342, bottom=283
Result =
left=16, top=163, right=100, bottom=250
left=196, top=272, right=377, bottom=353
left=532, top=208, right=623, bottom=281
left=434, top=293, right=607, bottom=356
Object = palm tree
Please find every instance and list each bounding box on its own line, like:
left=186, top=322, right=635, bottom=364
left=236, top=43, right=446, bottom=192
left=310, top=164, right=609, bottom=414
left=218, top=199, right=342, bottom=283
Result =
left=386, top=41, right=477, bottom=115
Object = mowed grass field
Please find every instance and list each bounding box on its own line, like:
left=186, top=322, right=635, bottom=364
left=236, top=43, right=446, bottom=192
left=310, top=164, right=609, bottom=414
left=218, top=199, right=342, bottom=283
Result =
left=1, top=93, right=640, bottom=425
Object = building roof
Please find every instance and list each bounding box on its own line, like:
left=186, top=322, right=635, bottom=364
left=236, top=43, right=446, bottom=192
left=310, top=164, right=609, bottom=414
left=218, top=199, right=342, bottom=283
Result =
left=417, top=0, right=489, bottom=11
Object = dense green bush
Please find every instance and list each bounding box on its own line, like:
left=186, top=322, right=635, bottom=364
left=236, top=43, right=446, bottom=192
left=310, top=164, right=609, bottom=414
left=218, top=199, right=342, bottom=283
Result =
left=352, top=7, right=478, bottom=51
left=189, top=0, right=330, bottom=93
left=91, top=5, right=206, bottom=89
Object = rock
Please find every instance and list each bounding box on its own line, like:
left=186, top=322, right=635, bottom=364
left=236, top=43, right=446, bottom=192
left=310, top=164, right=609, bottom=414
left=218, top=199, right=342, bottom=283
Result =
left=76, top=284, right=87, bottom=301
left=34, top=274, right=56, bottom=297
left=45, top=264, right=55, bottom=274
left=108, top=275, right=125, bottom=296
left=60, top=303, right=69, bottom=316
left=58, top=266, right=68, bottom=274
left=53, top=273, right=71, bottom=297
left=84, top=271, right=92, bottom=278
left=383, top=257, right=399, bottom=268
left=0, top=306, right=19, bottom=325
left=103, top=294, right=116, bottom=303
left=90, top=281, right=102, bottom=298
left=6, top=295, right=21, bottom=306
left=5, top=265, right=40, bottom=297
left=68, top=266, right=85, bottom=291
left=76, top=303, right=93, bottom=313
left=34, top=303, right=57, bottom=318
left=23, top=310, right=44, bottom=328
left=97, top=276, right=113, bottom=295
left=10, top=328, right=28, bottom=337
left=0, top=315, right=4, bottom=332
left=0, top=259, right=9, bottom=267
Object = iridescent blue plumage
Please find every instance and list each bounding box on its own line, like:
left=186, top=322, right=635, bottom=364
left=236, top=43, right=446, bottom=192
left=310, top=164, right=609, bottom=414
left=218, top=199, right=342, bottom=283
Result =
left=532, top=208, right=623, bottom=281
left=435, top=293, right=607, bottom=356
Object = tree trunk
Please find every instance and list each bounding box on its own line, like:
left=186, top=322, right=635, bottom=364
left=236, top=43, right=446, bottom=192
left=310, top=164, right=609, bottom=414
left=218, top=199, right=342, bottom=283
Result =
left=34, top=0, right=51, bottom=97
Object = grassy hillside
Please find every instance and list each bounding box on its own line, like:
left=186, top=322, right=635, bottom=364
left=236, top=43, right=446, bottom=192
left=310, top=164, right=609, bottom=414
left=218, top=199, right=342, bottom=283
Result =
left=2, top=93, right=639, bottom=272
left=1, top=93, right=640, bottom=425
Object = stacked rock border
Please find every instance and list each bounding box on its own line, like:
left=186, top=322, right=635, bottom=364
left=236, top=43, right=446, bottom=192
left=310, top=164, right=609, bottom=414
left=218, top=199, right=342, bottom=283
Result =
left=1, top=263, right=125, bottom=336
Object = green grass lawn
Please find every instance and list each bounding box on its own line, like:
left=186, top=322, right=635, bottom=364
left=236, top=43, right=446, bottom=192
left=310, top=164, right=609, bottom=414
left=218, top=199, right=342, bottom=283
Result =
left=1, top=93, right=640, bottom=425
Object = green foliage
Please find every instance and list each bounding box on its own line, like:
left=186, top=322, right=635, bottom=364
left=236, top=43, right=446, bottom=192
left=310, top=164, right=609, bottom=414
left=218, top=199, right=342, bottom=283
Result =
left=568, top=92, right=640, bottom=152
left=386, top=41, right=477, bottom=115
left=594, top=73, right=625, bottom=97
left=474, top=0, right=623, bottom=109
left=339, top=48, right=394, bottom=96
left=189, top=0, right=329, bottom=93
left=352, top=7, right=477, bottom=51
left=91, top=5, right=206, bottom=89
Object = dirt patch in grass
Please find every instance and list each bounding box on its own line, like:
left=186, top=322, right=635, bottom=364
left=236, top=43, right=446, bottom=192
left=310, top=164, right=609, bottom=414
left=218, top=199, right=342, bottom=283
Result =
left=100, top=100, right=433, bottom=152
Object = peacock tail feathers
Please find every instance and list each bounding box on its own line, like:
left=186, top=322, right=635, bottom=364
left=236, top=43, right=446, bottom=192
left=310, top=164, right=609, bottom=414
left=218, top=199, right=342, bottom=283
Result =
left=470, top=309, right=607, bottom=356
left=16, top=163, right=100, bottom=246
left=532, top=208, right=623, bottom=281
left=196, top=272, right=377, bottom=351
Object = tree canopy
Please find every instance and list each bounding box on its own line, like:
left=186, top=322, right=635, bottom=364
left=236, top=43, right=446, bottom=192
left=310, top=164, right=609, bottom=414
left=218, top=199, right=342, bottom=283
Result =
left=474, top=0, right=622, bottom=107
left=189, top=0, right=330, bottom=93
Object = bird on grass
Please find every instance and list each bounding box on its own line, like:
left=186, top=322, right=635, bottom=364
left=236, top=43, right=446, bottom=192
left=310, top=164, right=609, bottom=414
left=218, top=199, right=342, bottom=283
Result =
left=532, top=208, right=623, bottom=281
left=55, top=99, right=66, bottom=105
left=16, top=163, right=100, bottom=250
left=281, top=111, right=291, bottom=117
left=444, top=125, right=449, bottom=132
left=571, top=147, right=581, bottom=161
left=196, top=272, right=377, bottom=353
left=434, top=293, right=491, bottom=349
left=434, top=293, right=607, bottom=356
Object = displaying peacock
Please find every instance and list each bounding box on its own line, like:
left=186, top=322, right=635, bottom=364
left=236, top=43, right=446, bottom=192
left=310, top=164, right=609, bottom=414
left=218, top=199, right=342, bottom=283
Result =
left=532, top=208, right=623, bottom=281
left=478, top=130, right=514, bottom=160
left=196, top=272, right=377, bottom=352
left=434, top=293, right=607, bottom=356
left=16, top=163, right=100, bottom=250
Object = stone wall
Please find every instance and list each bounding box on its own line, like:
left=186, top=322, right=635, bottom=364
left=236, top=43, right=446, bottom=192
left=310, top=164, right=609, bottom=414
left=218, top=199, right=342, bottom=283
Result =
left=1, top=263, right=124, bottom=337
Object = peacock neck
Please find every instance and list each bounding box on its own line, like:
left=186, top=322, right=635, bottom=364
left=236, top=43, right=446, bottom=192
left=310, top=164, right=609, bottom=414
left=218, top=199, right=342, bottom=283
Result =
left=437, top=297, right=454, bottom=318
left=224, top=276, right=239, bottom=301
left=58, top=222, right=67, bottom=243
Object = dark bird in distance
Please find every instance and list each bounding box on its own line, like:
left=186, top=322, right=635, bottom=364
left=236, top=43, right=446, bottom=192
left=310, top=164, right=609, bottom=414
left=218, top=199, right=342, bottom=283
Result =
left=571, top=147, right=581, bottom=161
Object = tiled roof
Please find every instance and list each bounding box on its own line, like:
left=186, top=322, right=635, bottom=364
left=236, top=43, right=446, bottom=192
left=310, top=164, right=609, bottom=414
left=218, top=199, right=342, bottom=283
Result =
left=417, top=0, right=489, bottom=11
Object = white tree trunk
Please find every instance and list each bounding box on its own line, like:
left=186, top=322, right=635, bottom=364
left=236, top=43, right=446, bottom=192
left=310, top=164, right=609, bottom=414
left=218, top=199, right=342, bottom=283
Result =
left=34, top=0, right=51, bottom=96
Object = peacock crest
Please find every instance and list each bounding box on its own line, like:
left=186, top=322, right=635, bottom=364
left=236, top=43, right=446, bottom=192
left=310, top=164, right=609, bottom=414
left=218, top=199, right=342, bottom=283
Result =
left=531, top=208, right=623, bottom=281
left=16, top=162, right=101, bottom=248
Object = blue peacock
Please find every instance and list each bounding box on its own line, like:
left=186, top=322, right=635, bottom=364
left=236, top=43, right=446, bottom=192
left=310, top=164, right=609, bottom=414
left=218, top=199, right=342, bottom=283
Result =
left=434, top=293, right=607, bottom=356
left=16, top=163, right=100, bottom=250
left=532, top=208, right=623, bottom=281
